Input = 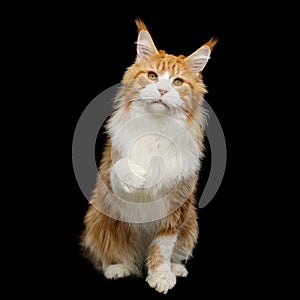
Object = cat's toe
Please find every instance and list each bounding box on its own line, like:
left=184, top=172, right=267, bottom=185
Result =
left=146, top=270, right=176, bottom=294
left=171, top=263, right=188, bottom=277
left=129, top=163, right=148, bottom=178
left=120, top=180, right=134, bottom=193
left=104, top=264, right=131, bottom=279
left=120, top=174, right=145, bottom=193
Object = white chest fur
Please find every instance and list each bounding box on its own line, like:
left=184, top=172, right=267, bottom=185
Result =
left=109, top=111, right=202, bottom=190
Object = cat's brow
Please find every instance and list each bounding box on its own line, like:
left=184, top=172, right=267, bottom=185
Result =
left=133, top=70, right=147, bottom=79
left=159, top=72, right=170, bottom=80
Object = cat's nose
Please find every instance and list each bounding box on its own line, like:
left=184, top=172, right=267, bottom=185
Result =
left=158, top=89, right=168, bottom=96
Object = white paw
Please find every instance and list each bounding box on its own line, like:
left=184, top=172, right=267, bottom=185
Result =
left=146, top=270, right=176, bottom=294
left=171, top=263, right=188, bottom=277
left=129, top=163, right=148, bottom=178
left=120, top=171, right=146, bottom=193
left=104, top=264, right=131, bottom=279
left=113, top=159, right=148, bottom=193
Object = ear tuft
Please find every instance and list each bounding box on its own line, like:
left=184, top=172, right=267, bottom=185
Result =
left=204, top=37, right=218, bottom=51
left=135, top=19, right=159, bottom=62
left=185, top=37, right=218, bottom=74
left=135, top=18, right=148, bottom=32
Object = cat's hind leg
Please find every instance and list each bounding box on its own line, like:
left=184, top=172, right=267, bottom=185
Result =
left=170, top=263, right=188, bottom=277
left=81, top=206, right=142, bottom=278
left=104, top=264, right=132, bottom=279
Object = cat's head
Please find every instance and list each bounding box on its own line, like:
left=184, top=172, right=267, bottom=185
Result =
left=119, top=19, right=217, bottom=117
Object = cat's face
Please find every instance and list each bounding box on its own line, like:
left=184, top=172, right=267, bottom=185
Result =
left=136, top=63, right=186, bottom=114
left=125, top=53, right=203, bottom=114
left=118, top=19, right=217, bottom=118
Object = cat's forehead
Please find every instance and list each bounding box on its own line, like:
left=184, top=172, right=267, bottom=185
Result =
left=148, top=53, right=188, bottom=75
left=158, top=72, right=170, bottom=79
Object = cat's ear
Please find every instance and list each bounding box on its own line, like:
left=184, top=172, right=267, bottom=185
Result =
left=185, top=38, right=218, bottom=74
left=135, top=19, right=159, bottom=62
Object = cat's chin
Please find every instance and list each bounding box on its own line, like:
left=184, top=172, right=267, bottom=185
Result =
left=148, top=102, right=169, bottom=113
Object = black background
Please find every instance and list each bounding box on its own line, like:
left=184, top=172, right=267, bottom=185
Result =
left=25, top=3, right=287, bottom=299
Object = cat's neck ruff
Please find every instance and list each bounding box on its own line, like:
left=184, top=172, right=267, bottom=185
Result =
left=108, top=104, right=190, bottom=140
left=108, top=105, right=202, bottom=181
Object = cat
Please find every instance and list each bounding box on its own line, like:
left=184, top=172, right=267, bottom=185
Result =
left=80, top=19, right=217, bottom=294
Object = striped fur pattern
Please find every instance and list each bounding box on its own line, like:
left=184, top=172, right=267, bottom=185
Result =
left=81, top=19, right=217, bottom=294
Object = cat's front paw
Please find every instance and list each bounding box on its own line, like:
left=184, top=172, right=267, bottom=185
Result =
left=113, top=159, right=148, bottom=193
left=146, top=270, right=176, bottom=294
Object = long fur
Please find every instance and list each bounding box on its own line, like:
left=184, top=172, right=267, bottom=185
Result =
left=80, top=19, right=217, bottom=294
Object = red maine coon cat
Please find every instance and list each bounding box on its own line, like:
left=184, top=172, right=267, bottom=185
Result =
left=81, top=19, right=217, bottom=294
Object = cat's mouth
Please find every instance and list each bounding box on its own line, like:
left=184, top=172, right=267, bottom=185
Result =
left=150, top=99, right=168, bottom=108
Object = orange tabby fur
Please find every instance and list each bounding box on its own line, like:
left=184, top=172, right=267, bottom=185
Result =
left=81, top=19, right=217, bottom=294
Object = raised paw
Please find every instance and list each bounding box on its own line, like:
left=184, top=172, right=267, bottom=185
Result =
left=129, top=163, right=148, bottom=178
left=146, top=270, right=176, bottom=294
left=104, top=264, right=131, bottom=279
left=113, top=159, right=148, bottom=193
left=171, top=263, right=188, bottom=277
left=120, top=170, right=146, bottom=193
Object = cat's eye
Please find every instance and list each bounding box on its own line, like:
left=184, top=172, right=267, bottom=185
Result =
left=173, top=78, right=184, bottom=86
left=148, top=71, right=158, bottom=81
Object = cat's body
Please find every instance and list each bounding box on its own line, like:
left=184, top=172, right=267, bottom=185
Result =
left=81, top=19, right=216, bottom=294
